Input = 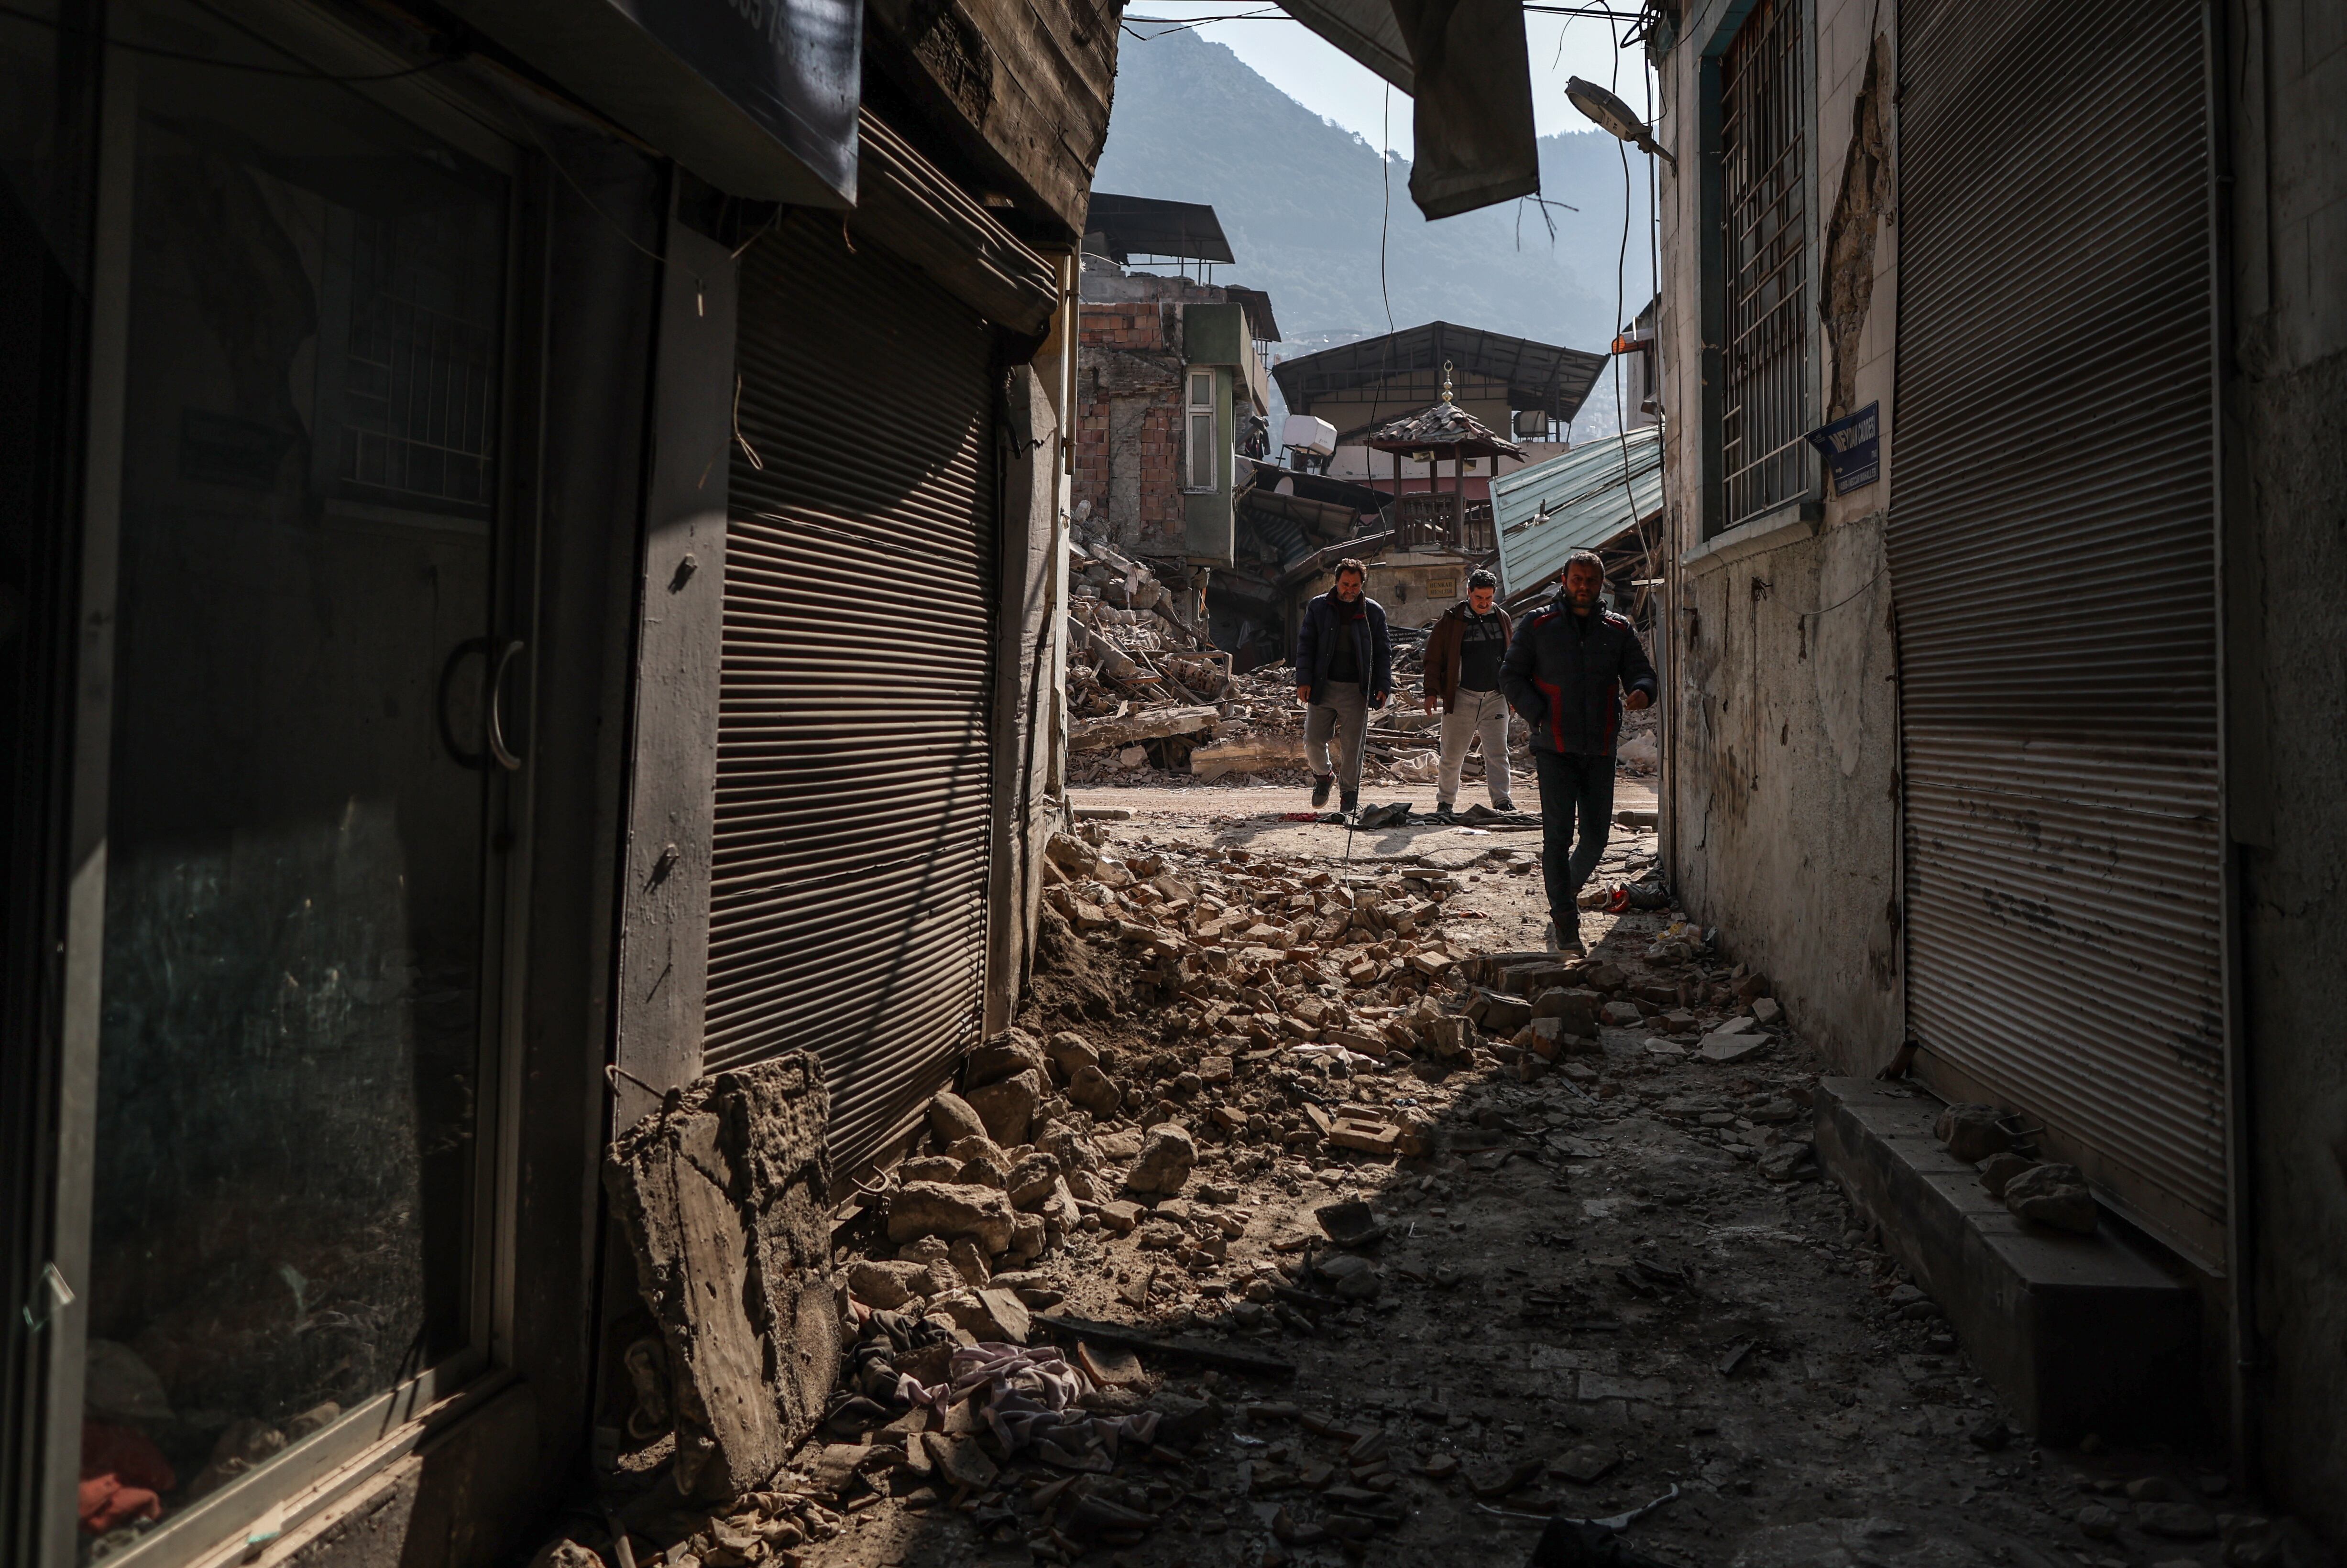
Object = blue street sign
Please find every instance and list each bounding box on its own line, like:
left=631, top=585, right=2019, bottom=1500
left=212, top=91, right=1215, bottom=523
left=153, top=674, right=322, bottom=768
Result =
left=1806, top=403, right=1880, bottom=494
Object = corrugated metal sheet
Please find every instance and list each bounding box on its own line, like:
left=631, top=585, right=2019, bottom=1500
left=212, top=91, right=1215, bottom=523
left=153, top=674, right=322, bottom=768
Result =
left=709, top=210, right=998, bottom=1176
left=1490, top=427, right=1662, bottom=595
left=1890, top=0, right=2223, bottom=1260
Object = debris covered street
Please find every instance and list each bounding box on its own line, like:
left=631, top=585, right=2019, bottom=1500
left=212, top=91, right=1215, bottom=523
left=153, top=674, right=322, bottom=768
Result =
left=588, top=788, right=2277, bottom=1568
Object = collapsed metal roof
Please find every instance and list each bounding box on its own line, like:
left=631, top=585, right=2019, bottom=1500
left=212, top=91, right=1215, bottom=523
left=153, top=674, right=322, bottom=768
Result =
left=1271, top=321, right=1607, bottom=425
left=1221, top=285, right=1282, bottom=344
left=1081, top=194, right=1236, bottom=265
left=1491, top=426, right=1664, bottom=596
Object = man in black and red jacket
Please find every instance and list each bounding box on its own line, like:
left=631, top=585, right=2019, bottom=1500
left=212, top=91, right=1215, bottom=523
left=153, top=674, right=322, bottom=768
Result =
left=1499, top=550, right=1658, bottom=954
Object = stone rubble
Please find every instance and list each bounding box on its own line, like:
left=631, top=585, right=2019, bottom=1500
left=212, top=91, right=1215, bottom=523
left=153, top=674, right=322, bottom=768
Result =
left=554, top=807, right=2329, bottom=1568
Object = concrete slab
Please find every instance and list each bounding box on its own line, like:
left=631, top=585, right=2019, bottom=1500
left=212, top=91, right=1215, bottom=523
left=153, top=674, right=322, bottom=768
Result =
left=1814, top=1077, right=2201, bottom=1444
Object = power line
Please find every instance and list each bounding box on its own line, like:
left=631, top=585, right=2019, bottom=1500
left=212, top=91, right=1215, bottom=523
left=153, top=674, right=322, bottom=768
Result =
left=0, top=0, right=451, bottom=79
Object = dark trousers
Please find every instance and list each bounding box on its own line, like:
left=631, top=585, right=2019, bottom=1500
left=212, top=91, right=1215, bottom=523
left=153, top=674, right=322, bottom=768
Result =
left=1533, top=750, right=1614, bottom=927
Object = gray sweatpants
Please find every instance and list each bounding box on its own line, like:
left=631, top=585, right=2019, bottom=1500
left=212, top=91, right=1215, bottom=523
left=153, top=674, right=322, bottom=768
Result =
left=1304, top=680, right=1369, bottom=793
left=1437, top=686, right=1513, bottom=806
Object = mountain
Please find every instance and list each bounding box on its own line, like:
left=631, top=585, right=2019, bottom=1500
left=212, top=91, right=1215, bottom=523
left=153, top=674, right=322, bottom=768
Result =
left=1090, top=28, right=1657, bottom=434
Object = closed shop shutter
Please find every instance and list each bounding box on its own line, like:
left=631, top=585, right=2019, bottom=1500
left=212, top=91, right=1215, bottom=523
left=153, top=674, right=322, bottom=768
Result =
left=709, top=209, right=998, bottom=1175
left=1889, top=0, right=2223, bottom=1259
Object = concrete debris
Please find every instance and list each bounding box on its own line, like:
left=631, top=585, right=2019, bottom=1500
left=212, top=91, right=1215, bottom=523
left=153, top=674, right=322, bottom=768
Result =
left=603, top=1052, right=837, bottom=1501
left=1975, top=1150, right=2037, bottom=1198
left=2002, top=1162, right=2097, bottom=1233
left=1934, top=1102, right=2018, bottom=1164
left=2138, top=1503, right=2221, bottom=1540
left=698, top=800, right=2284, bottom=1568
left=925, top=1090, right=987, bottom=1146
left=1124, top=1122, right=1198, bottom=1195
left=886, top=1182, right=1017, bottom=1254
left=965, top=1067, right=1045, bottom=1145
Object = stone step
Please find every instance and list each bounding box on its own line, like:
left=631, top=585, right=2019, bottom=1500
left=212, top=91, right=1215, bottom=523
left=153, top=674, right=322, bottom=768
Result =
left=1814, top=1076, right=2201, bottom=1444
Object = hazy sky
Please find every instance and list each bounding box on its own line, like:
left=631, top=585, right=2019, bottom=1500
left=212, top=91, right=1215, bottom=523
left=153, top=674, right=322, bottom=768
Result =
left=1112, top=2, right=1660, bottom=163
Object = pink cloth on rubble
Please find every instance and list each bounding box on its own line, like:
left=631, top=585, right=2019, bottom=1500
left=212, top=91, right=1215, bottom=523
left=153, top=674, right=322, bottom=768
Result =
left=897, top=1343, right=1160, bottom=1470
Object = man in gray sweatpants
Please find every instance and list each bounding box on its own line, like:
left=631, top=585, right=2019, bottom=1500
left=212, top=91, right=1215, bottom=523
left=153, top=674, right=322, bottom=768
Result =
left=1420, top=569, right=1515, bottom=820
left=1294, top=558, right=1393, bottom=814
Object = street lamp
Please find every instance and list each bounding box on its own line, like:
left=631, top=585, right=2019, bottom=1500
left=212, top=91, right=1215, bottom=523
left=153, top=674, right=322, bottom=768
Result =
left=1566, top=76, right=1678, bottom=170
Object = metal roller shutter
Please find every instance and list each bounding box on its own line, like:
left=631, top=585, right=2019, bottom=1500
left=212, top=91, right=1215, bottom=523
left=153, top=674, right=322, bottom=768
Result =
left=1890, top=0, right=2223, bottom=1259
left=710, top=210, right=998, bottom=1175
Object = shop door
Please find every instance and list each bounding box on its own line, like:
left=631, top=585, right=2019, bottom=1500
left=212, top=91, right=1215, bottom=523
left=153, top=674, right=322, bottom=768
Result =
left=1889, top=0, right=2224, bottom=1260
left=710, top=210, right=998, bottom=1176
left=61, top=8, right=522, bottom=1551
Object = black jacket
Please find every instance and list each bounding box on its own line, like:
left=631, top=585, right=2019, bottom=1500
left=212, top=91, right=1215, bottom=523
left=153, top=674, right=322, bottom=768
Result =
left=1498, top=599, right=1658, bottom=755
left=1294, top=591, right=1392, bottom=703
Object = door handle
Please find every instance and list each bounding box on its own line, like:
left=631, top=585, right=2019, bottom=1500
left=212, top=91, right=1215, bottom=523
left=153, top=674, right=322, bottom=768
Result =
left=487, top=639, right=526, bottom=771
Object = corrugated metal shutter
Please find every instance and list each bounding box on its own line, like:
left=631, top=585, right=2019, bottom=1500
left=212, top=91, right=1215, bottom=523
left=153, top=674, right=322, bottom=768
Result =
left=1889, top=0, right=2223, bottom=1260
left=709, top=210, right=998, bottom=1175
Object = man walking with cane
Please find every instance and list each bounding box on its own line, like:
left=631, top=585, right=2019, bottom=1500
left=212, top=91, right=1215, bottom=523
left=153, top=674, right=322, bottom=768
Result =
left=1294, top=558, right=1391, bottom=816
left=1421, top=568, right=1516, bottom=821
left=1499, top=551, right=1657, bottom=954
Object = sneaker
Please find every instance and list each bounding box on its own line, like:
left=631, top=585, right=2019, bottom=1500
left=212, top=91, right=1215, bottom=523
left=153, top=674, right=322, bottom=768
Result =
left=1491, top=798, right=1518, bottom=814
left=1546, top=918, right=1585, bottom=956
left=1310, top=773, right=1334, bottom=809
left=1432, top=801, right=1456, bottom=823
left=1339, top=791, right=1360, bottom=816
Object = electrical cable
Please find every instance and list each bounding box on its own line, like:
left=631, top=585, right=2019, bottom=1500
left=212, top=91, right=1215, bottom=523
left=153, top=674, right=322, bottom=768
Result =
left=1608, top=16, right=1642, bottom=574
left=482, top=76, right=670, bottom=271
left=1799, top=559, right=1886, bottom=625
left=1379, top=80, right=1395, bottom=342
left=0, top=0, right=454, bottom=80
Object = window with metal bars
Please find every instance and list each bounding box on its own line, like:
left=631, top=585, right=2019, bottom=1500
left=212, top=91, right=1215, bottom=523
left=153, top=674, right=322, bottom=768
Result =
left=1718, top=0, right=1813, bottom=531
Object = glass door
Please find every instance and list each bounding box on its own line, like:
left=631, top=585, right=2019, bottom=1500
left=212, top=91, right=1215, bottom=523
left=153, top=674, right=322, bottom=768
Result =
left=69, top=4, right=518, bottom=1557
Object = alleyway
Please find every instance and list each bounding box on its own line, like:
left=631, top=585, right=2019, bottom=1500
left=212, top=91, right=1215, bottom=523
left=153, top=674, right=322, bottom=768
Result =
left=620, top=789, right=2256, bottom=1568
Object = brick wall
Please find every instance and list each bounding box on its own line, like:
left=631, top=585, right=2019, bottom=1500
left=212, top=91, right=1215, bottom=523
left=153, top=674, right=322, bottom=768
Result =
left=1074, top=302, right=1189, bottom=554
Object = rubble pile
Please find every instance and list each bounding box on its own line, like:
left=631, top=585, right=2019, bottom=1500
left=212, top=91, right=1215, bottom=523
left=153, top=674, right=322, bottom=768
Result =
left=540, top=805, right=2327, bottom=1568
left=1066, top=522, right=1232, bottom=785
left=1069, top=515, right=1524, bottom=791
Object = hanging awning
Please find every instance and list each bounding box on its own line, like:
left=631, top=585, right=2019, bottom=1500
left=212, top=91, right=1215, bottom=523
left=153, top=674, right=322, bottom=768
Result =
left=1278, top=0, right=1538, bottom=219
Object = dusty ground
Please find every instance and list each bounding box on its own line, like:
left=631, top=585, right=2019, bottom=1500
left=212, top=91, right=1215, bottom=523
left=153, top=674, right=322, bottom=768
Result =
left=610, top=782, right=2261, bottom=1568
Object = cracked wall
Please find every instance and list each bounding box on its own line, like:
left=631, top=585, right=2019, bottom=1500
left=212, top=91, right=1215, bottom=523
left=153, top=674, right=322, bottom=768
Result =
left=1658, top=0, right=1904, bottom=1077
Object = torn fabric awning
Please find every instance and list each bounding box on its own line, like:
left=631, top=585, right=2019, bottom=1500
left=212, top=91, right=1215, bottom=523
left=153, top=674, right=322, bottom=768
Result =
left=1279, top=0, right=1540, bottom=220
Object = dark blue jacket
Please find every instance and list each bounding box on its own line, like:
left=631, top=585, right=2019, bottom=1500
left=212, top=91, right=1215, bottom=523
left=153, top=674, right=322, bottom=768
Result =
left=1498, top=599, right=1658, bottom=755
left=1294, top=592, right=1392, bottom=704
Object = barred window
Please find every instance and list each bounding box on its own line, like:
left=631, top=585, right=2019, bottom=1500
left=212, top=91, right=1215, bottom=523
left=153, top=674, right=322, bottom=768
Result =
left=1720, top=0, right=1813, bottom=530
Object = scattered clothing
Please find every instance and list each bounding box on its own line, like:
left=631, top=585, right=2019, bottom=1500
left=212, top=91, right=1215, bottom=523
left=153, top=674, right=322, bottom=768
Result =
left=897, top=1343, right=1159, bottom=1472
left=79, top=1421, right=174, bottom=1535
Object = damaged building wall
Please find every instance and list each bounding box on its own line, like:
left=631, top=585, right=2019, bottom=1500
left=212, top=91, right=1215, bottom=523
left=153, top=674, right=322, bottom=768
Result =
left=988, top=328, right=1076, bottom=1035
left=2223, top=0, right=2347, bottom=1536
left=1659, top=0, right=1903, bottom=1076
left=603, top=1054, right=838, bottom=1502
left=1075, top=297, right=1186, bottom=553
left=1073, top=269, right=1269, bottom=563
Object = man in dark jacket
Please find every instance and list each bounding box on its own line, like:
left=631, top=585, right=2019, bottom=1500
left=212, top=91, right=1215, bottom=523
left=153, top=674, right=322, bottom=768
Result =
left=1294, top=558, right=1392, bottom=813
left=1420, top=568, right=1516, bottom=819
left=1498, top=551, right=1658, bottom=953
